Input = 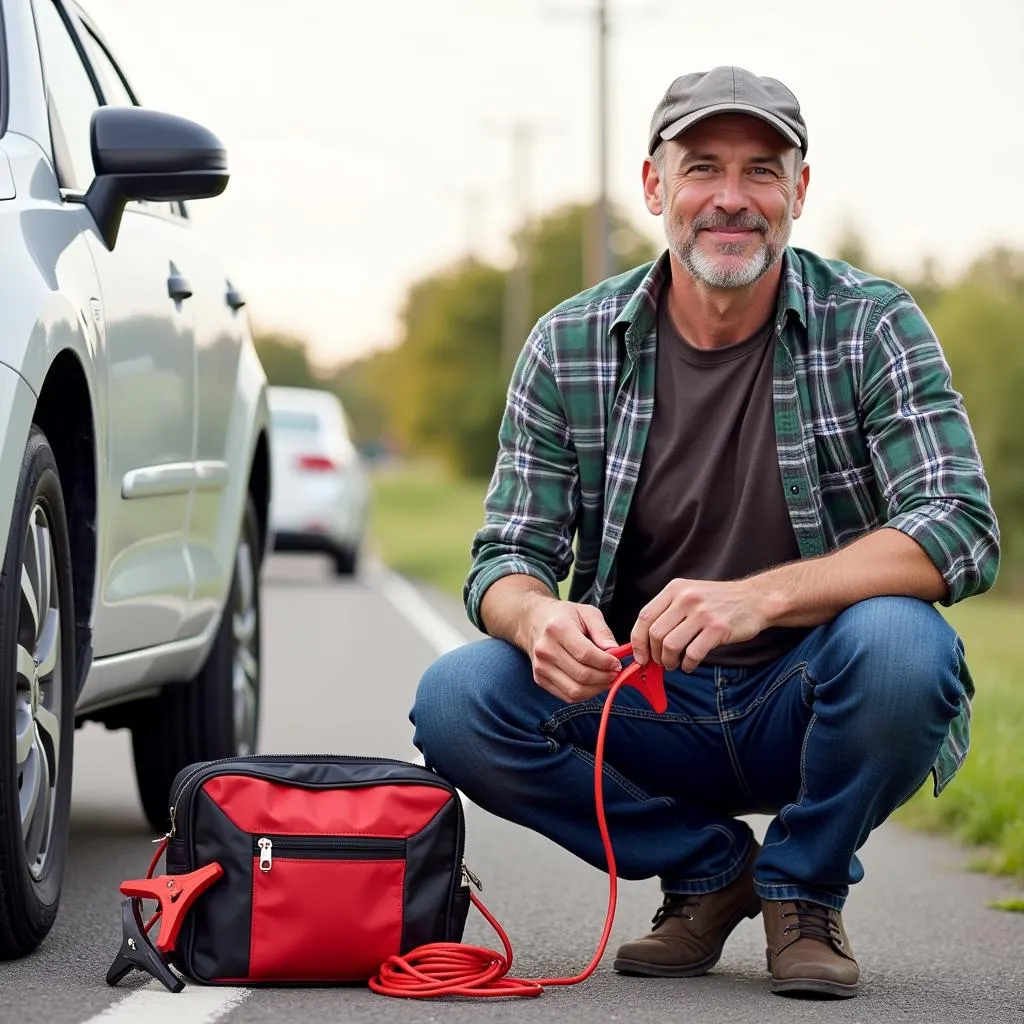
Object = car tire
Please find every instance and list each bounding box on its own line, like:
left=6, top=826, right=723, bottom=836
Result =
left=0, top=426, right=76, bottom=959
left=332, top=545, right=359, bottom=576
left=130, top=496, right=262, bottom=835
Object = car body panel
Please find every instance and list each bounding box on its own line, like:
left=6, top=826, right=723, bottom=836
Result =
left=84, top=208, right=198, bottom=656
left=0, top=366, right=44, bottom=559
left=0, top=130, right=105, bottom=557
left=2, top=0, right=53, bottom=146
left=0, top=0, right=270, bottom=713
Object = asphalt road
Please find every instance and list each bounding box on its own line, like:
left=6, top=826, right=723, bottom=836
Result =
left=2, top=554, right=1022, bottom=1024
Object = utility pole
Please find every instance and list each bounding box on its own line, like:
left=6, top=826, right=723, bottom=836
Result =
left=501, top=122, right=534, bottom=377
left=461, top=188, right=485, bottom=262
left=547, top=1, right=662, bottom=288
left=549, top=0, right=612, bottom=288
left=588, top=0, right=613, bottom=288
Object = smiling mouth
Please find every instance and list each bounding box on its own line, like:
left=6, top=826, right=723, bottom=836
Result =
left=703, top=227, right=758, bottom=237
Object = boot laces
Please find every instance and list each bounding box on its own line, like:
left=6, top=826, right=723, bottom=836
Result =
left=782, top=899, right=841, bottom=944
left=652, top=892, right=702, bottom=927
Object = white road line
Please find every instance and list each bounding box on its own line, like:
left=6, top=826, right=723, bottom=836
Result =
left=85, top=983, right=248, bottom=1023
left=368, top=562, right=471, bottom=656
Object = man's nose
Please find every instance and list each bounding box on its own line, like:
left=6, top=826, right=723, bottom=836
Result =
left=712, top=173, right=749, bottom=215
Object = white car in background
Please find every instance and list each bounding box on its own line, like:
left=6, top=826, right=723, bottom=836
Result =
left=0, top=0, right=270, bottom=957
left=268, top=387, right=370, bottom=575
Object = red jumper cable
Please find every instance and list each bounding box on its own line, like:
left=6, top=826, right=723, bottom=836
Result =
left=369, top=642, right=667, bottom=999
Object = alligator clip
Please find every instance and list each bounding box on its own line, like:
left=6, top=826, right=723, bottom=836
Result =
left=106, top=896, right=185, bottom=993
left=106, top=861, right=224, bottom=992
left=607, top=643, right=668, bottom=713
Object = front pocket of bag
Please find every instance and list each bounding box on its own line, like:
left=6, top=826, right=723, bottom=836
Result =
left=249, top=836, right=406, bottom=981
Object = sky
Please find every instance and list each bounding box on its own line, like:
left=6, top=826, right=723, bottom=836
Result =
left=83, top=0, right=1024, bottom=367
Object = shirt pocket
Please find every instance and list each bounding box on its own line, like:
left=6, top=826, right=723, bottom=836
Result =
left=816, top=463, right=883, bottom=545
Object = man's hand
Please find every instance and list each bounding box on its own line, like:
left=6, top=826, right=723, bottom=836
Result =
left=527, top=601, right=622, bottom=703
left=631, top=578, right=769, bottom=672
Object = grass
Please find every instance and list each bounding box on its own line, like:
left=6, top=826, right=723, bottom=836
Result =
left=898, top=597, right=1024, bottom=896
left=368, top=461, right=489, bottom=598
left=369, top=462, right=1024, bottom=896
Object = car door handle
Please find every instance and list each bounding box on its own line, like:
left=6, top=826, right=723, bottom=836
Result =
left=225, top=285, right=246, bottom=310
left=168, top=274, right=193, bottom=301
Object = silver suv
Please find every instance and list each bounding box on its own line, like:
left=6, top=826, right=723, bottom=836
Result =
left=0, top=0, right=271, bottom=956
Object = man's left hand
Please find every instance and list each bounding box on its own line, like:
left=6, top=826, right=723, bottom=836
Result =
left=630, top=578, right=769, bottom=672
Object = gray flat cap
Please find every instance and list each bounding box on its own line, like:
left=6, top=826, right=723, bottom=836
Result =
left=649, top=66, right=808, bottom=156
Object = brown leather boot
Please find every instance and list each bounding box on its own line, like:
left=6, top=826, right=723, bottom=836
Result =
left=762, top=898, right=860, bottom=998
left=612, top=843, right=761, bottom=977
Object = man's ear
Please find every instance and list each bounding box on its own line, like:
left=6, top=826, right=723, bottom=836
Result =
left=642, top=157, right=663, bottom=216
left=792, top=160, right=810, bottom=220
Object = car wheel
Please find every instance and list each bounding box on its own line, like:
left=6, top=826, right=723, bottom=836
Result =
left=332, top=545, right=359, bottom=576
left=0, top=426, right=76, bottom=958
left=131, top=495, right=261, bottom=835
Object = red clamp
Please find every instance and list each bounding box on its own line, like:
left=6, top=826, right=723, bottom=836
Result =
left=607, top=643, right=667, bottom=713
left=119, top=861, right=224, bottom=953
left=107, top=845, right=224, bottom=994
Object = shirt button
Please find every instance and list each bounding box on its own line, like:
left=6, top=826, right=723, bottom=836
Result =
left=790, top=485, right=800, bottom=494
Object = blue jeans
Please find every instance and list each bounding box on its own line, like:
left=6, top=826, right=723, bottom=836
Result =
left=410, top=597, right=967, bottom=911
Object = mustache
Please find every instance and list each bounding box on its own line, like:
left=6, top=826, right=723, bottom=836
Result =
left=691, top=211, right=770, bottom=233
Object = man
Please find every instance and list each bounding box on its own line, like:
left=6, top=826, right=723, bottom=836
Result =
left=410, top=66, right=999, bottom=999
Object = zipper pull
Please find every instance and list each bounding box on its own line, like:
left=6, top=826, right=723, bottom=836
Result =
left=168, top=805, right=177, bottom=838
left=461, top=861, right=483, bottom=891
left=258, top=837, right=273, bottom=872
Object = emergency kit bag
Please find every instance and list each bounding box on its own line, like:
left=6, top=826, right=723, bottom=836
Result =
left=106, top=646, right=666, bottom=998
left=107, top=754, right=472, bottom=989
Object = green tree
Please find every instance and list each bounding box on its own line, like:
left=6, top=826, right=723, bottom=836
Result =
left=252, top=329, right=319, bottom=388
left=928, top=275, right=1024, bottom=592
left=335, top=202, right=659, bottom=478
left=390, top=258, right=508, bottom=478
left=524, top=201, right=659, bottom=319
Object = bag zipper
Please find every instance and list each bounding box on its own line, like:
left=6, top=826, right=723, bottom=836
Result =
left=254, top=835, right=406, bottom=872
left=166, top=754, right=453, bottom=839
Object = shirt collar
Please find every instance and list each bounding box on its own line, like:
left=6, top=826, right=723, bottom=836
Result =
left=611, top=246, right=808, bottom=357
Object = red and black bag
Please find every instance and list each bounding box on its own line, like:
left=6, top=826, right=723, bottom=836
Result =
left=151, top=754, right=471, bottom=985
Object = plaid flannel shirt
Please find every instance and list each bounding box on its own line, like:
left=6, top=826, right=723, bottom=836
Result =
left=466, top=247, right=1000, bottom=794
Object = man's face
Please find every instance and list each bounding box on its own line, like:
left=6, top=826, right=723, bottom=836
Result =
left=642, top=114, right=809, bottom=289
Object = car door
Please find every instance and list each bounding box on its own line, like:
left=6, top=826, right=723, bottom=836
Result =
left=32, top=0, right=197, bottom=658
left=77, top=6, right=251, bottom=640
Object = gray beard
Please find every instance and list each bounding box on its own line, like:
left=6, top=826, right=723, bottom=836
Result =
left=665, top=204, right=794, bottom=289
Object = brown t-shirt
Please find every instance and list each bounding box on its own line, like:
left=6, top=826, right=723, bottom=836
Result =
left=605, top=288, right=811, bottom=666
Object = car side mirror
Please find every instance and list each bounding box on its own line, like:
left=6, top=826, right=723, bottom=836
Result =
left=83, top=106, right=230, bottom=249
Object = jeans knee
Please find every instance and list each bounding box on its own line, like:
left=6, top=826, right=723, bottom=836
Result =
left=409, top=638, right=534, bottom=769
left=818, top=597, right=963, bottom=733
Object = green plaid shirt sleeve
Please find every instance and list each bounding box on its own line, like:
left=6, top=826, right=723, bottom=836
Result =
left=464, top=322, right=578, bottom=628
left=860, top=291, right=1000, bottom=604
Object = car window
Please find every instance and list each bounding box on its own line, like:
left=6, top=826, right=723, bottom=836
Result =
left=77, top=25, right=136, bottom=107
left=32, top=0, right=102, bottom=189
left=271, top=410, right=322, bottom=433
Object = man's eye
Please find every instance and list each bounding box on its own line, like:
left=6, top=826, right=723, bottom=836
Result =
left=751, top=167, right=778, bottom=177
left=688, top=164, right=715, bottom=174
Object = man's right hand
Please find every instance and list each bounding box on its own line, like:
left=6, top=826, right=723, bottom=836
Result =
left=527, top=601, right=622, bottom=703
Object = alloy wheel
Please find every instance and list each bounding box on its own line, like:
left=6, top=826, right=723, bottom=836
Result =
left=14, top=502, right=63, bottom=881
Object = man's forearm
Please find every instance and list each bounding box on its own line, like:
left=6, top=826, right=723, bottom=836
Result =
left=754, top=527, right=949, bottom=629
left=479, top=574, right=560, bottom=653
